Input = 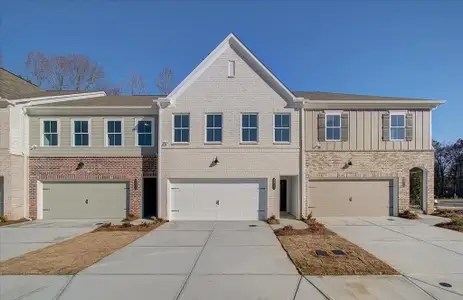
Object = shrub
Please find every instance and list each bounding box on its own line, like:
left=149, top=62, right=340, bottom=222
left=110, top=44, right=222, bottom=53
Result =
left=266, top=215, right=280, bottom=224
left=398, top=210, right=421, bottom=220
left=0, top=215, right=7, bottom=223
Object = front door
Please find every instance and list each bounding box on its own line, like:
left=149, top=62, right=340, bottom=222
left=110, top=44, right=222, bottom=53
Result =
left=143, top=178, right=157, bottom=218
left=280, top=180, right=287, bottom=212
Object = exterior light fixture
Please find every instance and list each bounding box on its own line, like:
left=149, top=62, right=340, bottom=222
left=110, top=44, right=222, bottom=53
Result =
left=213, top=157, right=219, bottom=165
left=134, top=179, right=138, bottom=190
left=272, top=178, right=276, bottom=190
left=75, top=162, right=84, bottom=170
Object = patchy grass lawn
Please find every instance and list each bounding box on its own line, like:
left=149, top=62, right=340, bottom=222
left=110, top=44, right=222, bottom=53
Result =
left=275, top=220, right=399, bottom=276
left=433, top=210, right=463, bottom=232
left=0, top=221, right=165, bottom=275
left=0, top=218, right=29, bottom=227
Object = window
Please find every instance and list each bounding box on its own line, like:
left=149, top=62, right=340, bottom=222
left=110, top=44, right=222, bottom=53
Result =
left=106, top=120, right=123, bottom=146
left=274, top=114, right=291, bottom=143
left=390, top=113, right=405, bottom=141
left=205, top=114, right=222, bottom=143
left=173, top=114, right=190, bottom=143
left=42, top=120, right=58, bottom=146
left=136, top=118, right=154, bottom=146
left=228, top=60, right=235, bottom=77
left=241, top=114, right=258, bottom=143
left=326, top=114, right=341, bottom=141
left=73, top=120, right=90, bottom=146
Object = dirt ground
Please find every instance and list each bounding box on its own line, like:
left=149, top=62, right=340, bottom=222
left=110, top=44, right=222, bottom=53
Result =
left=275, top=223, right=399, bottom=276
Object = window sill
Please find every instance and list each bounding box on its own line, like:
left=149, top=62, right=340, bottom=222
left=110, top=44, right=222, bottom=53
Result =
left=390, top=139, right=406, bottom=142
left=204, top=142, right=222, bottom=145
left=240, top=141, right=259, bottom=145
left=105, top=145, right=124, bottom=147
left=325, top=140, right=342, bottom=142
left=137, top=145, right=154, bottom=147
left=72, top=145, right=91, bottom=147
left=273, top=142, right=291, bottom=145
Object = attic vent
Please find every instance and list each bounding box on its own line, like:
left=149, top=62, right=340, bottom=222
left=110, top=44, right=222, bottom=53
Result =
left=228, top=60, right=235, bottom=77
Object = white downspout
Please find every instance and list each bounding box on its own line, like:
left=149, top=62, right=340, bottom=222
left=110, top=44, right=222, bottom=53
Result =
left=298, top=100, right=307, bottom=219
left=156, top=101, right=162, bottom=219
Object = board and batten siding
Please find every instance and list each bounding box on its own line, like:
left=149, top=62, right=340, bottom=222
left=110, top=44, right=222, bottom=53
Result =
left=29, top=116, right=158, bottom=156
left=305, top=110, right=431, bottom=151
left=0, top=109, right=9, bottom=149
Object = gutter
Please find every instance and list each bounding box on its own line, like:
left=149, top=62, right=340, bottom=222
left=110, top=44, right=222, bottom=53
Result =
left=12, top=91, right=106, bottom=105
left=294, top=97, right=307, bottom=219
left=300, top=99, right=445, bottom=110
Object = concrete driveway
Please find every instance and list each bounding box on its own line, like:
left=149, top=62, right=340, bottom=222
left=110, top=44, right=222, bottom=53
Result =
left=318, top=216, right=463, bottom=299
left=0, top=220, right=103, bottom=261
left=1, top=220, right=456, bottom=299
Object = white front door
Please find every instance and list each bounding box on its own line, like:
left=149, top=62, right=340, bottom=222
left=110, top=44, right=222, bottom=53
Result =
left=170, top=179, right=266, bottom=221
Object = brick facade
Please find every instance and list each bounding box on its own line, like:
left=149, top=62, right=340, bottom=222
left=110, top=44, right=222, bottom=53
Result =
left=28, top=156, right=157, bottom=219
left=305, top=151, right=434, bottom=215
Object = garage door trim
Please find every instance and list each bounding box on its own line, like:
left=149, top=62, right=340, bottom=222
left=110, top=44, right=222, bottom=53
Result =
left=168, top=178, right=268, bottom=221
left=308, top=177, right=398, bottom=217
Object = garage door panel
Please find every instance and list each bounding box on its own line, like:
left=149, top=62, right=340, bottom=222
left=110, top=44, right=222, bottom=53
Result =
left=43, top=182, right=128, bottom=219
left=170, top=179, right=267, bottom=221
left=309, top=180, right=392, bottom=217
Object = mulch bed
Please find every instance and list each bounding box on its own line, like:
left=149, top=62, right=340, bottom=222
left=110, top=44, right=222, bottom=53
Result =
left=275, top=219, right=399, bottom=276
left=93, top=221, right=165, bottom=232
left=433, top=210, right=463, bottom=232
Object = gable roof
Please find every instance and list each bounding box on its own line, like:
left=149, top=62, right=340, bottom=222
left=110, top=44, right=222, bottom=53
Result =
left=167, top=33, right=297, bottom=105
left=0, top=68, right=42, bottom=99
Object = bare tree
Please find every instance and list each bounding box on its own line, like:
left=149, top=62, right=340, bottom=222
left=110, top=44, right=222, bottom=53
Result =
left=128, top=70, right=146, bottom=95
left=66, top=54, right=104, bottom=90
left=25, top=51, right=50, bottom=87
left=155, top=67, right=174, bottom=95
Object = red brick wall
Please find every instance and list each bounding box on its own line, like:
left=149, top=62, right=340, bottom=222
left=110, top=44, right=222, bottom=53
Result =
left=29, top=156, right=157, bottom=219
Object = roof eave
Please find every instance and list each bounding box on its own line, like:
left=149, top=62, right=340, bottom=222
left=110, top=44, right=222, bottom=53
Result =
left=12, top=91, right=107, bottom=106
left=301, top=100, right=445, bottom=110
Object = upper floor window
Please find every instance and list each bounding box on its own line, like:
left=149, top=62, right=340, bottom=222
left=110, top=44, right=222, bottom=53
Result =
left=106, top=119, right=123, bottom=146
left=72, top=120, right=90, bottom=146
left=173, top=114, right=190, bottom=143
left=274, top=113, right=290, bottom=143
left=205, top=114, right=222, bottom=143
left=390, top=113, right=405, bottom=141
left=241, top=113, right=258, bottom=143
left=42, top=119, right=58, bottom=146
left=326, top=114, right=341, bottom=141
left=136, top=118, right=154, bottom=146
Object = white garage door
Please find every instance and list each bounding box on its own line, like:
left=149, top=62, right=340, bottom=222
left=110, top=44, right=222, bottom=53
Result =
left=170, top=179, right=267, bottom=220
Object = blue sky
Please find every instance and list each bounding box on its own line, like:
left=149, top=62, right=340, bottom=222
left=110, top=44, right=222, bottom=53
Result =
left=1, top=0, right=461, bottom=142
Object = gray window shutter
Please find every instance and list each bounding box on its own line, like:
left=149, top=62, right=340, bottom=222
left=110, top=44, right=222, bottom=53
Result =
left=405, top=113, right=413, bottom=141
left=341, top=113, right=349, bottom=142
left=382, top=113, right=390, bottom=141
left=317, top=113, right=325, bottom=142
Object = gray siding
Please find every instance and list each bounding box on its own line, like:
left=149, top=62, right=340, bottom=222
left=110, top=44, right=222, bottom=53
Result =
left=305, top=110, right=431, bottom=151
left=0, top=109, right=9, bottom=149
left=30, top=116, right=158, bottom=156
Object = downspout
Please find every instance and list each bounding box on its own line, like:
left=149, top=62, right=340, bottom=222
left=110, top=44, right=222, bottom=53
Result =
left=156, top=101, right=162, bottom=219
left=297, top=99, right=307, bottom=219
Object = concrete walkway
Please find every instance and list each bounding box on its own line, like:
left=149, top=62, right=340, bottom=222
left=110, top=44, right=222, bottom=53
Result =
left=2, top=220, right=451, bottom=299
left=0, top=220, right=103, bottom=261
left=318, top=216, right=463, bottom=299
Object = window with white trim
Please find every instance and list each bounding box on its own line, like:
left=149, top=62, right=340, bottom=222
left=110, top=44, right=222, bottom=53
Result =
left=173, top=114, right=190, bottom=143
left=106, top=120, right=123, bottom=146
left=241, top=113, right=258, bottom=142
left=73, top=120, right=90, bottom=146
left=326, top=114, right=341, bottom=141
left=274, top=113, right=290, bottom=143
left=136, top=119, right=154, bottom=146
left=205, top=114, right=222, bottom=143
left=42, top=120, right=58, bottom=146
left=390, top=113, right=405, bottom=141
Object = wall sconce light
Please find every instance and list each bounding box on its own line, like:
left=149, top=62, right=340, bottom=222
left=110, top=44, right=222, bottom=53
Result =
left=272, top=178, right=276, bottom=190
left=402, top=177, right=406, bottom=187
left=75, top=162, right=84, bottom=171
left=342, top=160, right=353, bottom=170
left=134, top=179, right=138, bottom=190
left=213, top=156, right=219, bottom=165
